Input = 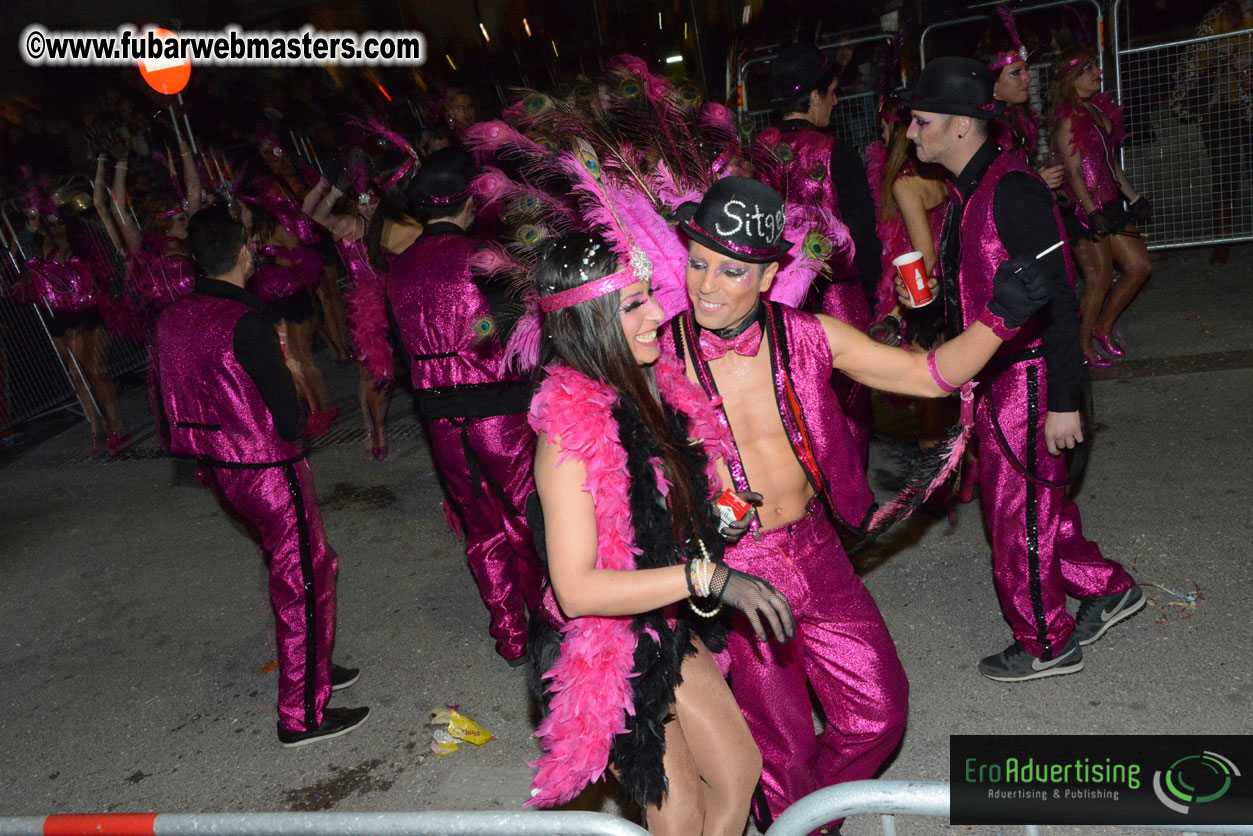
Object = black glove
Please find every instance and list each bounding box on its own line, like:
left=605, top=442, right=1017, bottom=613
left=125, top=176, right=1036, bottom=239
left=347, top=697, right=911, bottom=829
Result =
left=868, top=314, right=903, bottom=347
left=1087, top=209, right=1111, bottom=239
left=718, top=490, right=762, bottom=543
left=709, top=563, right=795, bottom=642
left=1130, top=196, right=1152, bottom=224
left=988, top=254, right=1052, bottom=331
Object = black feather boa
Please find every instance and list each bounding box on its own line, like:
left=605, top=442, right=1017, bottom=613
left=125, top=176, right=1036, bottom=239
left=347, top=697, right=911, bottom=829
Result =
left=527, top=394, right=730, bottom=809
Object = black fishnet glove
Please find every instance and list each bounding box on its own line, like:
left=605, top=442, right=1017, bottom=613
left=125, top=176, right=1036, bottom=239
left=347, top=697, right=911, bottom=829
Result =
left=1130, top=196, right=1152, bottom=224
left=1087, top=210, right=1111, bottom=239
left=709, top=563, right=795, bottom=642
left=988, top=254, right=1052, bottom=331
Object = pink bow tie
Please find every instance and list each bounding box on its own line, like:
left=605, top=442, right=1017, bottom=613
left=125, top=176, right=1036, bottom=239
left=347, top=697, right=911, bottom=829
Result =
left=699, top=322, right=763, bottom=360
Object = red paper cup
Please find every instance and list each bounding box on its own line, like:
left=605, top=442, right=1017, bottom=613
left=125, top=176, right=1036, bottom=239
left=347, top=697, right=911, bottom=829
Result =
left=893, top=251, right=933, bottom=308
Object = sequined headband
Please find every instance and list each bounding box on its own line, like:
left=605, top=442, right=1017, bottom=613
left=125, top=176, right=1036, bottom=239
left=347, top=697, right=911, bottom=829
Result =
left=538, top=244, right=652, bottom=312
left=1062, top=53, right=1095, bottom=72
left=684, top=216, right=781, bottom=258
left=987, top=45, right=1029, bottom=71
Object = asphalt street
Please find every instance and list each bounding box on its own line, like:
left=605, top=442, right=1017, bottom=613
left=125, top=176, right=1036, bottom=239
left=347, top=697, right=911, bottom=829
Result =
left=1, top=245, right=1251, bottom=835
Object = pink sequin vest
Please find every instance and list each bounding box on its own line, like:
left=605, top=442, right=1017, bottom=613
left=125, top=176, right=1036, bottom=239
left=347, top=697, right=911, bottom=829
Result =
left=666, top=303, right=874, bottom=532
left=385, top=232, right=512, bottom=390
left=954, top=152, right=1075, bottom=358
left=157, top=295, right=302, bottom=465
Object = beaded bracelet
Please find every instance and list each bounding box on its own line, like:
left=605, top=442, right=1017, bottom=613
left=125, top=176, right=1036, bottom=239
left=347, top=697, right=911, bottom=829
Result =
left=687, top=540, right=724, bottom=618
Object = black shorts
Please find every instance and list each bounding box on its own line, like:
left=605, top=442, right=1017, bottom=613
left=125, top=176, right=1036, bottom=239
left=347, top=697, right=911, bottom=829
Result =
left=1061, top=198, right=1133, bottom=244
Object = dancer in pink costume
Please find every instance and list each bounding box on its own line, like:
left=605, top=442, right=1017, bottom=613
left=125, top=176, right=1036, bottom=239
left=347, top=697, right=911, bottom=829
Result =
left=526, top=232, right=793, bottom=836
left=902, top=57, right=1144, bottom=683
left=304, top=145, right=422, bottom=461
left=753, top=45, right=882, bottom=467
left=11, top=181, right=131, bottom=456
left=94, top=142, right=199, bottom=318
left=385, top=149, right=543, bottom=664
left=1051, top=49, right=1153, bottom=368
left=155, top=204, right=366, bottom=746
left=661, top=176, right=1052, bottom=828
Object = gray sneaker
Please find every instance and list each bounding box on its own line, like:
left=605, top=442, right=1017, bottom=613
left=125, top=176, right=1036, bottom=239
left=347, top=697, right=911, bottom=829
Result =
left=978, top=637, right=1084, bottom=682
left=1072, top=585, right=1146, bottom=646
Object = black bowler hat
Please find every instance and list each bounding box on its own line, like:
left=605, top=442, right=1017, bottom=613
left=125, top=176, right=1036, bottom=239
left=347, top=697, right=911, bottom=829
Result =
left=675, top=177, right=792, bottom=264
left=410, top=147, right=474, bottom=207
left=901, top=56, right=1005, bottom=120
left=770, top=44, right=840, bottom=104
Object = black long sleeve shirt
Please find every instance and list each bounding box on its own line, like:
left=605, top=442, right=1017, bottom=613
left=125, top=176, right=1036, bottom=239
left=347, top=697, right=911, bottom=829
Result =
left=779, top=119, right=883, bottom=307
left=943, top=140, right=1083, bottom=413
left=193, top=278, right=304, bottom=441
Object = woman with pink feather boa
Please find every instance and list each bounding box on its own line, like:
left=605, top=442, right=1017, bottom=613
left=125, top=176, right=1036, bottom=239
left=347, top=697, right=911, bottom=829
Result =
left=527, top=233, right=794, bottom=835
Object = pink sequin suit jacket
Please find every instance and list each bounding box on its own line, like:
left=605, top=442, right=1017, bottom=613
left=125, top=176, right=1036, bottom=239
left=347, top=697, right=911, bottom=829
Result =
left=754, top=124, right=873, bottom=466
left=155, top=280, right=339, bottom=734
left=385, top=222, right=542, bottom=662
left=942, top=144, right=1134, bottom=661
left=662, top=302, right=908, bottom=829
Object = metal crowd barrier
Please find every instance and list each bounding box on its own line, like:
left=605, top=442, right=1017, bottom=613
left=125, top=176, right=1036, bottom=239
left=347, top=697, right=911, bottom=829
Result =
left=763, top=780, right=1253, bottom=836
left=0, top=209, right=148, bottom=434
left=0, top=810, right=648, bottom=836
left=1112, top=0, right=1253, bottom=251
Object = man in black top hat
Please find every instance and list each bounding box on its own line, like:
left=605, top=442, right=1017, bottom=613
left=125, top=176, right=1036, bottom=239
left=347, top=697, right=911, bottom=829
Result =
left=758, top=44, right=885, bottom=467
left=901, top=57, right=1143, bottom=683
left=385, top=148, right=544, bottom=666
left=661, top=175, right=1053, bottom=827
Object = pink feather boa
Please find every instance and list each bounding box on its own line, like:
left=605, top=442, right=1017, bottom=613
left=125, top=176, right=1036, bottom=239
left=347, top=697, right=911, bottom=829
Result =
left=525, top=354, right=733, bottom=807
left=1055, top=92, right=1125, bottom=157
left=337, top=238, right=395, bottom=386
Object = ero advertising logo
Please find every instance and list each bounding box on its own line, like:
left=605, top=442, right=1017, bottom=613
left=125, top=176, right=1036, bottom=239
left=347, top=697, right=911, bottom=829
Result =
left=951, top=735, right=1253, bottom=825
left=1153, top=751, right=1240, bottom=815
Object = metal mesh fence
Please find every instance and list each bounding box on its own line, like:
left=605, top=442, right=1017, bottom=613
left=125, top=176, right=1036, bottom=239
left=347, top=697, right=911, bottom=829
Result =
left=1114, top=26, right=1253, bottom=250
left=0, top=213, right=149, bottom=434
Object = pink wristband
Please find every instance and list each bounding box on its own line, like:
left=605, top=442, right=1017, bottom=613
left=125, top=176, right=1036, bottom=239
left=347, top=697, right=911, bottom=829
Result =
left=977, top=307, right=1020, bottom=341
left=927, top=350, right=960, bottom=393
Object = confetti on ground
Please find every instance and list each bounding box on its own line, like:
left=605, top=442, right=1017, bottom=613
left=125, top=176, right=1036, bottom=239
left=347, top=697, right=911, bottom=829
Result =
left=1131, top=556, right=1202, bottom=624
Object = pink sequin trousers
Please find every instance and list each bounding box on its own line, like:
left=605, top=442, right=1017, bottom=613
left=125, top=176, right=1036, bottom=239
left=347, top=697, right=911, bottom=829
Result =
left=974, top=359, right=1135, bottom=659
left=424, top=412, right=543, bottom=662
left=723, top=505, right=908, bottom=825
left=205, top=460, right=337, bottom=733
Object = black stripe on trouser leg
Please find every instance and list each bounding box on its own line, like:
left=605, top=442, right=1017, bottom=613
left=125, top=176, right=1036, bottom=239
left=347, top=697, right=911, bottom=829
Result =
left=1025, top=367, right=1051, bottom=659
left=283, top=463, right=319, bottom=731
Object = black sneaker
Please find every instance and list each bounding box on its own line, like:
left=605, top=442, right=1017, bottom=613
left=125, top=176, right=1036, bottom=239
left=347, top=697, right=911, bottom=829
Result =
left=1073, top=585, right=1146, bottom=646
left=331, top=664, right=360, bottom=692
left=277, top=706, right=369, bottom=747
left=978, top=637, right=1083, bottom=682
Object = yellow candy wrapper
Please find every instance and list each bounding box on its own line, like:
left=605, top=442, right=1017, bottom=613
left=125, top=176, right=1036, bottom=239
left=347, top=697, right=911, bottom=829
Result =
left=428, top=708, right=494, bottom=746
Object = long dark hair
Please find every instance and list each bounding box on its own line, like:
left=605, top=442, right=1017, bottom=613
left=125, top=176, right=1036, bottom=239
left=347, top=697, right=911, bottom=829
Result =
left=536, top=232, right=702, bottom=543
